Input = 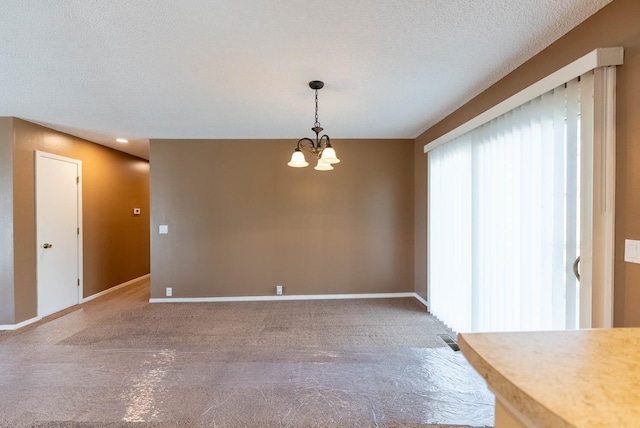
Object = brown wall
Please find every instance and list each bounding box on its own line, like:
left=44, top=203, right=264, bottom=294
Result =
left=9, top=118, right=150, bottom=323
left=416, top=0, right=640, bottom=326
left=150, top=139, right=414, bottom=298
left=0, top=118, right=14, bottom=324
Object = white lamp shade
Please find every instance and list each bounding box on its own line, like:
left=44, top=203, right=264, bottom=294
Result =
left=320, top=146, right=340, bottom=164
left=287, top=150, right=309, bottom=167
left=314, top=160, right=334, bottom=171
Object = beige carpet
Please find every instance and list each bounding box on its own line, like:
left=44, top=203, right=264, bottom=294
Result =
left=60, top=297, right=454, bottom=349
left=0, top=281, right=493, bottom=427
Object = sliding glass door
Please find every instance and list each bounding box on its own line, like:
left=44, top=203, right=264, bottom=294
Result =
left=428, top=77, right=586, bottom=333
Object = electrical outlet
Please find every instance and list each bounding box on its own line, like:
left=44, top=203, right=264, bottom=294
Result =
left=276, top=285, right=282, bottom=295
left=166, top=287, right=172, bottom=297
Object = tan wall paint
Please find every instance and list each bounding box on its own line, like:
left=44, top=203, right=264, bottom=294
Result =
left=11, top=119, right=150, bottom=323
left=416, top=0, right=640, bottom=326
left=150, top=139, right=414, bottom=298
left=0, top=118, right=14, bottom=324
left=414, top=139, right=427, bottom=300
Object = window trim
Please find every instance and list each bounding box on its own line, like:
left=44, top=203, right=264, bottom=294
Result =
left=423, top=48, right=623, bottom=154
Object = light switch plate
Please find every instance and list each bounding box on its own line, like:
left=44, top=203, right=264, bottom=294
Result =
left=159, top=225, right=169, bottom=234
left=624, top=239, right=640, bottom=264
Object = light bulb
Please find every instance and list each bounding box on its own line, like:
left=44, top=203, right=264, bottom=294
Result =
left=288, top=150, right=309, bottom=167
left=314, top=160, right=334, bottom=171
left=320, top=146, right=340, bottom=164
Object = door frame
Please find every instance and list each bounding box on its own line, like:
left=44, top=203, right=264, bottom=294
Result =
left=35, top=150, right=83, bottom=315
left=578, top=67, right=617, bottom=329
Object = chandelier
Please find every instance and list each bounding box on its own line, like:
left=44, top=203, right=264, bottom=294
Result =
left=287, top=81, right=340, bottom=171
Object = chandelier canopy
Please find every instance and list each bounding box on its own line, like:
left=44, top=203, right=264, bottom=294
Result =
left=287, top=81, right=340, bottom=171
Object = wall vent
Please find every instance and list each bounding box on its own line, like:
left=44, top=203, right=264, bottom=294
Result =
left=437, top=334, right=460, bottom=352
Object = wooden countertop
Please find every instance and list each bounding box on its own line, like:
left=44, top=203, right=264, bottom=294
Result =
left=459, top=328, right=640, bottom=427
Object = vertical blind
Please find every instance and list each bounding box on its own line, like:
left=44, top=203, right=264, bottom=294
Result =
left=428, top=76, right=590, bottom=333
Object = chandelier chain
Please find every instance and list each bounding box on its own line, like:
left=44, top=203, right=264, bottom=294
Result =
left=314, top=89, right=321, bottom=128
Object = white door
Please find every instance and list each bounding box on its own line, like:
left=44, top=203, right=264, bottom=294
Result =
left=36, top=151, right=82, bottom=317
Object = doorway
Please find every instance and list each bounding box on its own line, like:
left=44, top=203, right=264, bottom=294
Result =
left=35, top=151, right=83, bottom=317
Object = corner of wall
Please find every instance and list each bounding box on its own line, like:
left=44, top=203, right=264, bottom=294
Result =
left=413, top=138, right=428, bottom=300
left=0, top=117, right=16, bottom=324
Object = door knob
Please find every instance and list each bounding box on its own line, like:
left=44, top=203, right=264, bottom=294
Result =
left=42, top=243, right=53, bottom=249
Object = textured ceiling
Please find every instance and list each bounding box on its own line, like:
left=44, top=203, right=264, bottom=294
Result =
left=0, top=0, right=612, bottom=159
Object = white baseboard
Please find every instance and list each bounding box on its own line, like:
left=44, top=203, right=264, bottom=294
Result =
left=413, top=293, right=428, bottom=309
left=0, top=316, right=42, bottom=331
left=82, top=273, right=150, bottom=303
left=150, top=291, right=423, bottom=304
left=0, top=274, right=149, bottom=331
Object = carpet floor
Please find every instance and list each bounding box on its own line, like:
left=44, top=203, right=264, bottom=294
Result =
left=0, top=280, right=494, bottom=427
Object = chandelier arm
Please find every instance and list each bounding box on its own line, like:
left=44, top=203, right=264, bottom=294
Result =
left=319, top=134, right=331, bottom=149
left=297, top=137, right=316, bottom=152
